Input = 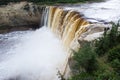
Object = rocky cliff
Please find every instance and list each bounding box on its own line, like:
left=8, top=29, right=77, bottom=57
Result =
left=0, top=2, right=45, bottom=33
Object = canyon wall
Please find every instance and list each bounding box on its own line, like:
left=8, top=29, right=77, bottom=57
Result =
left=0, top=2, right=45, bottom=33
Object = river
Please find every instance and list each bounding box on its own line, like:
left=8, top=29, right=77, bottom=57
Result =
left=0, top=0, right=119, bottom=80
left=64, top=0, right=120, bottom=23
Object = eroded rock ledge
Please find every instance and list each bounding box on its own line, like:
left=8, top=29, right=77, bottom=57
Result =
left=0, top=2, right=45, bottom=33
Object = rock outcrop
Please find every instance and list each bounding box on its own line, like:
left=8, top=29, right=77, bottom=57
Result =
left=0, top=2, right=45, bottom=33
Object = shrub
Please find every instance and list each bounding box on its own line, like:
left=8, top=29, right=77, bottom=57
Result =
left=108, top=45, right=120, bottom=62
left=69, top=72, right=94, bottom=80
left=110, top=59, right=120, bottom=75
left=73, top=42, right=98, bottom=73
left=107, top=44, right=120, bottom=75
left=95, top=21, right=120, bottom=56
left=95, top=68, right=119, bottom=80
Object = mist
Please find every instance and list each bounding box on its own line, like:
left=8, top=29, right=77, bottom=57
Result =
left=0, top=27, right=67, bottom=80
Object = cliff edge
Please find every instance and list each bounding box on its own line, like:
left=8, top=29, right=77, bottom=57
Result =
left=0, top=2, right=44, bottom=33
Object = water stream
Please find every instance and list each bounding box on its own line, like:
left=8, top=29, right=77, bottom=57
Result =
left=0, top=0, right=119, bottom=80
left=64, top=0, right=120, bottom=22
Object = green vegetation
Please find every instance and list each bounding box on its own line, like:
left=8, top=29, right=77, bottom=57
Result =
left=72, top=42, right=98, bottom=74
left=0, top=0, right=103, bottom=5
left=95, top=21, right=120, bottom=56
left=69, top=21, right=120, bottom=80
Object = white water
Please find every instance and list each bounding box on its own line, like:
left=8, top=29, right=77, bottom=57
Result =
left=0, top=27, right=67, bottom=80
left=0, top=0, right=119, bottom=80
left=65, top=0, right=120, bottom=22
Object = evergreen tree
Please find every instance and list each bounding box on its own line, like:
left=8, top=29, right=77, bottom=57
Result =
left=95, top=21, right=120, bottom=56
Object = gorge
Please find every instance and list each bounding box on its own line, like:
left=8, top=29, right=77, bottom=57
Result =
left=0, top=0, right=120, bottom=80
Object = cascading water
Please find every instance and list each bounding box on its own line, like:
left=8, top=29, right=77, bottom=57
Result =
left=0, top=5, right=90, bottom=80
left=0, top=0, right=118, bottom=79
left=48, top=6, right=89, bottom=50
left=0, top=8, right=67, bottom=80
left=41, top=7, right=49, bottom=27
left=64, top=0, right=120, bottom=23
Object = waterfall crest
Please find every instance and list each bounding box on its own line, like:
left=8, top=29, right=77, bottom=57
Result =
left=47, top=6, right=90, bottom=50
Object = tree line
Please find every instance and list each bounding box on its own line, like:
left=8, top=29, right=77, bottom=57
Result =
left=0, top=0, right=101, bottom=5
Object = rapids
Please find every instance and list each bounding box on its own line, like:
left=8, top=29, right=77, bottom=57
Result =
left=64, top=0, right=120, bottom=22
left=0, top=0, right=119, bottom=80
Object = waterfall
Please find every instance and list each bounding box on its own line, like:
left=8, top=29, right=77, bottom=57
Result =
left=0, top=6, right=68, bottom=80
left=47, top=6, right=90, bottom=77
left=40, top=7, right=49, bottom=27
left=43, top=7, right=49, bottom=26
left=0, top=0, right=119, bottom=79
left=0, top=5, right=90, bottom=80
left=48, top=6, right=90, bottom=50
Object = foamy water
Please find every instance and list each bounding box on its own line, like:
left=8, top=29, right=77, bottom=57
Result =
left=0, top=0, right=119, bottom=80
left=0, top=27, right=67, bottom=80
left=64, top=0, right=120, bottom=22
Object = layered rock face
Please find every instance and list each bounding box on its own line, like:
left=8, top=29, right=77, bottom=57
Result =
left=0, top=2, right=45, bottom=33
